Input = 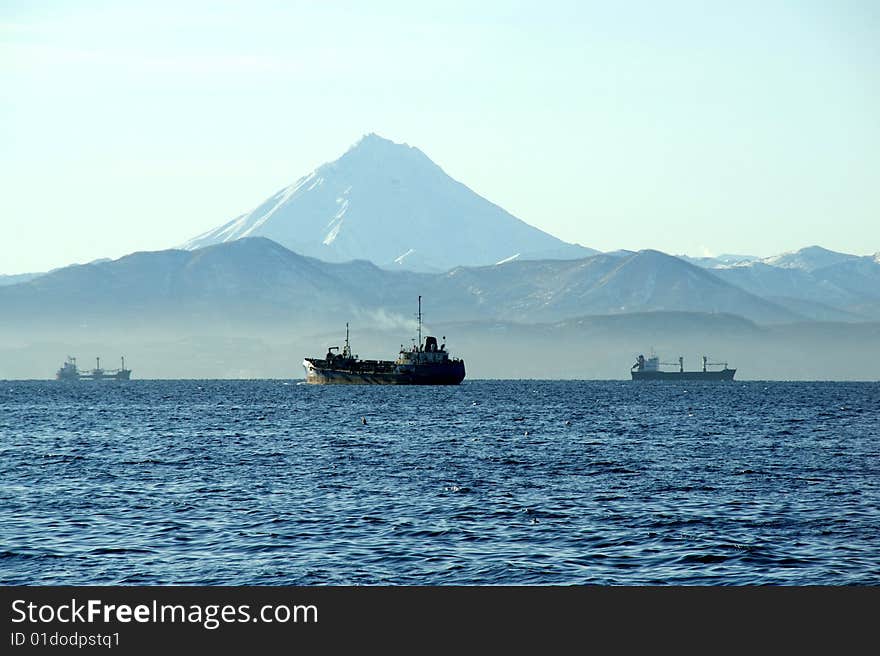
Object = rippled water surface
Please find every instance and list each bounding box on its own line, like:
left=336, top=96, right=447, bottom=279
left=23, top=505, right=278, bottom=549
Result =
left=1, top=379, right=878, bottom=585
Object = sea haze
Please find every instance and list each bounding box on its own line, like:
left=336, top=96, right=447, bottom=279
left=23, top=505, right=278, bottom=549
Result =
left=1, top=380, right=878, bottom=585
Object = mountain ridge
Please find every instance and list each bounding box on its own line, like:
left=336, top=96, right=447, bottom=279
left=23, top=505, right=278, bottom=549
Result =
left=0, top=237, right=807, bottom=328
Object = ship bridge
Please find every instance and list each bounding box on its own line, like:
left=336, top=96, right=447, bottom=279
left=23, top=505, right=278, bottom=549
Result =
left=397, top=335, right=452, bottom=365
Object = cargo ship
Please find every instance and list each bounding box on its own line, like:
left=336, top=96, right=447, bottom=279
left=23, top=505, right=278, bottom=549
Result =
left=631, top=353, right=735, bottom=381
left=303, top=297, right=465, bottom=385
left=56, top=356, right=132, bottom=381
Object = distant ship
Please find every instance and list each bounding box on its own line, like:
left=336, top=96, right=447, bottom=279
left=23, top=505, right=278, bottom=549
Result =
left=631, top=353, right=736, bottom=381
left=303, top=297, right=466, bottom=385
left=56, top=356, right=132, bottom=381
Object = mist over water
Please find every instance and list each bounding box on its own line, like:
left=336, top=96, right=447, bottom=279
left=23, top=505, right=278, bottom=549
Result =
left=2, top=314, right=880, bottom=381
left=1, top=380, right=878, bottom=585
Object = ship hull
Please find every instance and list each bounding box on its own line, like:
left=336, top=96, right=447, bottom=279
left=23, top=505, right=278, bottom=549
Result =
left=56, top=371, right=132, bottom=381
left=303, top=359, right=465, bottom=385
left=631, top=368, right=736, bottom=381
left=84, top=372, right=131, bottom=381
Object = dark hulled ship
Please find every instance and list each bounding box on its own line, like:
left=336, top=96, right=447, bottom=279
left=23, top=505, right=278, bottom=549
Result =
left=303, top=297, right=465, bottom=385
left=56, top=356, right=132, bottom=381
left=631, top=353, right=735, bottom=381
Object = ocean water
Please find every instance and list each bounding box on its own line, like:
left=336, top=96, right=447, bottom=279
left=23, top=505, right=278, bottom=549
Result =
left=1, top=379, right=878, bottom=585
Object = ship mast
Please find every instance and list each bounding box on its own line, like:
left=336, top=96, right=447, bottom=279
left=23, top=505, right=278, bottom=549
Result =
left=418, top=295, right=422, bottom=350
left=344, top=322, right=351, bottom=358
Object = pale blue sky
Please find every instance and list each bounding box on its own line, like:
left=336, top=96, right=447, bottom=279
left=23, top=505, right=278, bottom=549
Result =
left=2, top=0, right=878, bottom=273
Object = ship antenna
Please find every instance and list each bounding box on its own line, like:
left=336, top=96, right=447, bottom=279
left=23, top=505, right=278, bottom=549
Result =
left=418, top=295, right=422, bottom=349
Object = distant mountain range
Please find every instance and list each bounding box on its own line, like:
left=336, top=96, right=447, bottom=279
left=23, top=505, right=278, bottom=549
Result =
left=683, top=245, right=879, bottom=272
left=681, top=246, right=880, bottom=321
left=180, top=133, right=596, bottom=272
left=2, top=238, right=878, bottom=332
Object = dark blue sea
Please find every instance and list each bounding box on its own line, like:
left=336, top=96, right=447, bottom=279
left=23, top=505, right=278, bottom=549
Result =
left=1, top=380, right=878, bottom=585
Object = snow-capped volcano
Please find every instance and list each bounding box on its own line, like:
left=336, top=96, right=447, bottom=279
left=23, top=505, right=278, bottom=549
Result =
left=182, top=133, right=594, bottom=271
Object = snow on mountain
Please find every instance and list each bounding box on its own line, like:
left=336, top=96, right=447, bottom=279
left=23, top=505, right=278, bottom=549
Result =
left=757, top=245, right=860, bottom=271
left=495, top=253, right=520, bottom=265
left=578, top=250, right=800, bottom=323
left=182, top=133, right=597, bottom=271
left=428, top=249, right=802, bottom=324
left=679, top=254, right=760, bottom=268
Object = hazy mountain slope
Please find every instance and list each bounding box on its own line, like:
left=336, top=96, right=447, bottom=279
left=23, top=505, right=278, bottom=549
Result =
left=814, top=257, right=880, bottom=305
left=679, top=254, right=759, bottom=268
left=709, top=253, right=880, bottom=320
left=567, top=250, right=800, bottom=323
left=762, top=296, right=867, bottom=322
left=0, top=238, right=375, bottom=330
left=710, top=263, right=858, bottom=309
left=0, top=272, right=43, bottom=287
left=181, top=133, right=595, bottom=271
left=0, top=240, right=806, bottom=333
left=430, top=250, right=801, bottom=324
